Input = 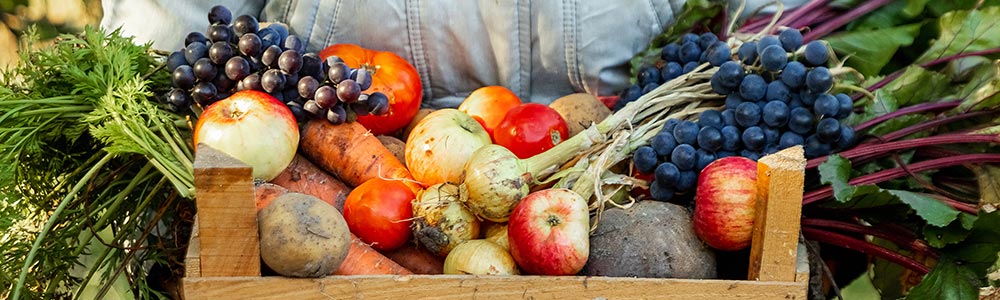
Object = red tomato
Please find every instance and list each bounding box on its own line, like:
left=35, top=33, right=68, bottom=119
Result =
left=457, top=86, right=522, bottom=141
left=319, top=44, right=422, bottom=135
left=493, top=103, right=570, bottom=159
left=343, top=177, right=415, bottom=251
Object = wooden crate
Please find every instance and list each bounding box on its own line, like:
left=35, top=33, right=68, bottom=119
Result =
left=182, top=146, right=810, bottom=300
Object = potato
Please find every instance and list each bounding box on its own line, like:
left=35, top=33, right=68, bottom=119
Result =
left=377, top=135, right=406, bottom=164
left=258, top=192, right=351, bottom=277
left=549, top=93, right=611, bottom=138
left=582, top=200, right=717, bottom=279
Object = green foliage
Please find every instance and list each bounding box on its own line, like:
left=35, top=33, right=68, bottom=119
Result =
left=0, top=26, right=194, bottom=300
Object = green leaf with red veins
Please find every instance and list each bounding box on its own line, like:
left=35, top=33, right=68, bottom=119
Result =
left=882, top=66, right=950, bottom=107
left=917, top=7, right=1000, bottom=65
left=905, top=256, right=980, bottom=300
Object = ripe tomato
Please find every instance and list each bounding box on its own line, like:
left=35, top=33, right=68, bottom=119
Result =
left=343, top=177, right=415, bottom=251
left=319, top=44, right=422, bottom=135
left=493, top=103, right=570, bottom=159
left=457, top=86, right=522, bottom=141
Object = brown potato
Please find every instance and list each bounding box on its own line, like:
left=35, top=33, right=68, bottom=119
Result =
left=258, top=193, right=351, bottom=277
left=549, top=93, right=611, bottom=138
left=377, top=135, right=406, bottom=165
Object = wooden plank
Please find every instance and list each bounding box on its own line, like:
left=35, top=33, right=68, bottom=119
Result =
left=192, top=144, right=260, bottom=277
left=748, top=146, right=806, bottom=282
left=183, top=275, right=807, bottom=300
left=185, top=218, right=201, bottom=278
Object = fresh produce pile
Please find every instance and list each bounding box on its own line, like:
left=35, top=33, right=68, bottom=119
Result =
left=3, top=1, right=1000, bottom=300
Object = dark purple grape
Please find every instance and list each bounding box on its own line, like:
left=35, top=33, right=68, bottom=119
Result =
left=185, top=32, right=207, bottom=46
left=757, top=36, right=781, bottom=55
left=261, top=45, right=282, bottom=69
left=780, top=61, right=806, bottom=88
left=806, top=66, right=833, bottom=94
left=267, top=23, right=289, bottom=44
left=299, top=53, right=322, bottom=77
left=192, top=58, right=217, bottom=81
left=283, top=88, right=299, bottom=103
left=671, top=144, right=697, bottom=171
left=651, top=131, right=677, bottom=157
left=355, top=68, right=373, bottom=90
left=697, top=126, right=723, bottom=152
left=738, top=41, right=758, bottom=65
left=788, top=107, right=815, bottom=134
left=679, top=41, right=701, bottom=63
left=835, top=93, right=854, bottom=119
left=284, top=35, right=305, bottom=53
left=261, top=69, right=286, bottom=93
left=167, top=50, right=187, bottom=71
left=804, top=40, right=829, bottom=66
left=270, top=90, right=285, bottom=102
left=184, top=42, right=208, bottom=65
left=327, top=104, right=347, bottom=124
left=283, top=73, right=299, bottom=90
left=337, top=79, right=361, bottom=103
left=278, top=50, right=303, bottom=74
left=649, top=181, right=675, bottom=202
left=814, top=93, right=840, bottom=117
left=298, top=76, right=320, bottom=99
left=208, top=5, right=232, bottom=24
left=192, top=82, right=218, bottom=106
left=672, top=120, right=700, bottom=145
left=778, top=29, right=803, bottom=52
left=837, top=125, right=856, bottom=150
left=303, top=100, right=323, bottom=118
left=224, top=56, right=250, bottom=81
left=238, top=33, right=262, bottom=57
left=241, top=73, right=262, bottom=91
left=215, top=91, right=231, bottom=101
left=286, top=101, right=307, bottom=122
left=172, top=65, right=196, bottom=89
left=779, top=131, right=804, bottom=149
left=816, top=118, right=842, bottom=143
left=233, top=15, right=259, bottom=35
left=676, top=170, right=697, bottom=191
left=327, top=62, right=350, bottom=84
left=654, top=162, right=680, bottom=187
left=695, top=148, right=716, bottom=171
left=212, top=71, right=234, bottom=91
left=256, top=27, right=278, bottom=48
left=367, top=92, right=389, bottom=115
left=207, top=24, right=234, bottom=43
left=209, top=41, right=234, bottom=65
left=741, top=126, right=766, bottom=151
left=351, top=99, right=370, bottom=117
left=167, top=88, right=191, bottom=109
left=314, top=85, right=337, bottom=108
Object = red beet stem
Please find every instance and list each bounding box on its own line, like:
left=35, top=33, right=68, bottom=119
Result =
left=807, top=133, right=999, bottom=168
left=801, top=218, right=939, bottom=259
left=853, top=100, right=962, bottom=132
left=803, top=0, right=894, bottom=42
left=803, top=153, right=1000, bottom=204
left=802, top=227, right=931, bottom=275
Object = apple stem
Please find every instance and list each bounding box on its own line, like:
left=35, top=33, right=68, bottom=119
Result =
left=801, top=226, right=931, bottom=275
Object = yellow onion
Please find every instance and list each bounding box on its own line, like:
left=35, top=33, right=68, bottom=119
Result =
left=412, top=183, right=481, bottom=257
left=483, top=222, right=509, bottom=250
left=405, top=109, right=491, bottom=186
left=443, top=239, right=519, bottom=275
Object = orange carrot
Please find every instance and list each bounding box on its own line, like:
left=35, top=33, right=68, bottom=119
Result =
left=255, top=183, right=290, bottom=211
left=382, top=244, right=444, bottom=274
left=334, top=234, right=414, bottom=275
left=270, top=154, right=352, bottom=212
left=300, top=120, right=421, bottom=193
left=254, top=182, right=413, bottom=275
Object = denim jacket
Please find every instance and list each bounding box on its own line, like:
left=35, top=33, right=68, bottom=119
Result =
left=103, top=0, right=701, bottom=107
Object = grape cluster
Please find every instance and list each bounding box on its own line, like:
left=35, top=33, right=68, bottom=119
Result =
left=632, top=29, right=858, bottom=203
left=615, top=32, right=732, bottom=110
left=163, top=5, right=388, bottom=124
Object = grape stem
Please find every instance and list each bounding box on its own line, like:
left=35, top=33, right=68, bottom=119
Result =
left=801, top=226, right=931, bottom=275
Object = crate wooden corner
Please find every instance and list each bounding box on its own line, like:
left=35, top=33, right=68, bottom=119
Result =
left=182, top=146, right=810, bottom=300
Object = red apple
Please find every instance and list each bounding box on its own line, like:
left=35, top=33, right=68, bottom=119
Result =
left=194, top=90, right=299, bottom=181
left=507, top=188, right=589, bottom=275
left=693, top=156, right=757, bottom=251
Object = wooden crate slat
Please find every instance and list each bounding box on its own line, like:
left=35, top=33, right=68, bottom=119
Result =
left=183, top=275, right=807, bottom=300
left=748, top=146, right=806, bottom=282
left=192, top=144, right=260, bottom=277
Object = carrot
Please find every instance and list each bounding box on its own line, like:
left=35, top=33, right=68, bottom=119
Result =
left=382, top=243, right=445, bottom=274
left=300, top=120, right=421, bottom=193
left=270, top=154, right=351, bottom=212
left=255, top=182, right=290, bottom=211
left=334, top=234, right=414, bottom=275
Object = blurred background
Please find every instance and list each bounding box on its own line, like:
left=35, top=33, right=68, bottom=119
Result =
left=0, top=0, right=102, bottom=68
